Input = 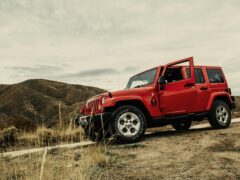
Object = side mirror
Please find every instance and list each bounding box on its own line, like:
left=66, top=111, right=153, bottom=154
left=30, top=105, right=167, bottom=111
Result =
left=158, top=76, right=165, bottom=90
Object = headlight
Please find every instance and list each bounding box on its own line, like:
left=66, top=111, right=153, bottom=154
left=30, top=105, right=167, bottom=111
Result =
left=101, top=96, right=105, bottom=105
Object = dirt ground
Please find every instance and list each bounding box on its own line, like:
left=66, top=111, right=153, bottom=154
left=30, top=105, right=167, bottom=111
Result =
left=108, top=121, right=240, bottom=180
left=1, top=121, right=240, bottom=180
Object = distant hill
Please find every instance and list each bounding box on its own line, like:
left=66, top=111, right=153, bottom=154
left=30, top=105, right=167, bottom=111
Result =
left=235, top=96, right=240, bottom=110
left=0, top=79, right=105, bottom=130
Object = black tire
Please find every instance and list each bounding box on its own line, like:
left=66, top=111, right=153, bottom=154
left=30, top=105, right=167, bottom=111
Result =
left=208, top=100, right=231, bottom=129
left=83, top=123, right=111, bottom=142
left=83, top=125, right=103, bottom=142
left=110, top=105, right=147, bottom=143
left=172, top=120, right=192, bottom=131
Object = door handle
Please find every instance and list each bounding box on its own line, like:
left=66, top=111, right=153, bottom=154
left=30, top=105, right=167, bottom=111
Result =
left=184, top=82, right=195, bottom=87
left=200, top=87, right=208, bottom=90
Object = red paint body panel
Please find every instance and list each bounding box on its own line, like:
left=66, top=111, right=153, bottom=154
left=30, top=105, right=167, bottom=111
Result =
left=81, top=57, right=234, bottom=123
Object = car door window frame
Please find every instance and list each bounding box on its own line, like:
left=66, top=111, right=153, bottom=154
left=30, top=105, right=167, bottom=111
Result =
left=186, top=68, right=205, bottom=84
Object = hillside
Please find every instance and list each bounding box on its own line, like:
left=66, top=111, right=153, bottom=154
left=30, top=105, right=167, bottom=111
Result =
left=0, top=79, right=105, bottom=130
left=235, top=96, right=240, bottom=110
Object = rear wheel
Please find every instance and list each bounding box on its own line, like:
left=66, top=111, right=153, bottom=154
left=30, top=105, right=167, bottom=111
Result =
left=110, top=105, right=146, bottom=143
left=172, top=120, right=192, bottom=131
left=208, top=100, right=231, bottom=129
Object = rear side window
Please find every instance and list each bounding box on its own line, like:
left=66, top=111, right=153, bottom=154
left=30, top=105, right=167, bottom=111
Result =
left=206, top=69, right=224, bottom=83
left=186, top=68, right=205, bottom=84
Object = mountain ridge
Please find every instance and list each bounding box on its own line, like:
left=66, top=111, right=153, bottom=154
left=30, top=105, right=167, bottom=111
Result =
left=0, top=79, right=105, bottom=130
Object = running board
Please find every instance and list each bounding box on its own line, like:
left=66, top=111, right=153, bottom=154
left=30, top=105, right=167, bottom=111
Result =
left=148, top=112, right=210, bottom=127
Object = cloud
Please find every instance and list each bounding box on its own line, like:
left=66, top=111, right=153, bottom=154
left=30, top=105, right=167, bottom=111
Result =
left=59, top=66, right=139, bottom=80
left=59, top=68, right=119, bottom=79
left=7, top=65, right=65, bottom=80
left=9, top=65, right=63, bottom=73
left=124, top=66, right=139, bottom=72
left=0, top=0, right=239, bottom=95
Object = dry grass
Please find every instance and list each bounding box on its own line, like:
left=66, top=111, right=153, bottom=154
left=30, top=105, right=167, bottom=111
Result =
left=233, top=96, right=240, bottom=118
left=0, top=126, right=84, bottom=151
left=0, top=126, right=18, bottom=149
left=1, top=123, right=240, bottom=179
left=0, top=119, right=117, bottom=180
left=21, top=126, right=84, bottom=146
left=35, top=126, right=82, bottom=145
left=233, top=111, right=240, bottom=118
left=0, top=145, right=117, bottom=180
left=235, top=96, right=240, bottom=110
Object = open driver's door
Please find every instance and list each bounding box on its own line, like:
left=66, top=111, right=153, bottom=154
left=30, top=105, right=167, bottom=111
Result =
left=159, top=57, right=197, bottom=115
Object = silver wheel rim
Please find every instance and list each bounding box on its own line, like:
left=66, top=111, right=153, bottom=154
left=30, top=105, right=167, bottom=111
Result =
left=216, top=105, right=229, bottom=125
left=117, top=112, right=141, bottom=137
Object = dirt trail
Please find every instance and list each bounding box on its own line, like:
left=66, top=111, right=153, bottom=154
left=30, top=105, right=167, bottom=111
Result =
left=109, top=118, right=240, bottom=179
left=1, top=141, right=94, bottom=158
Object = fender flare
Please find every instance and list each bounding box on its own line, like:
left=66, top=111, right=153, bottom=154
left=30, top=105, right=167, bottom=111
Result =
left=102, top=95, right=145, bottom=108
left=206, top=92, right=232, bottom=110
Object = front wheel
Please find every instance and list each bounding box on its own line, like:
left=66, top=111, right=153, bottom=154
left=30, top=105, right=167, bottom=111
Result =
left=208, top=100, right=231, bottom=129
left=172, top=120, right=192, bottom=131
left=110, top=105, right=147, bottom=143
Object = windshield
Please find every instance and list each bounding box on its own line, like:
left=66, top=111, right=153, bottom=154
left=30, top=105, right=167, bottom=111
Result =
left=126, top=68, right=157, bottom=89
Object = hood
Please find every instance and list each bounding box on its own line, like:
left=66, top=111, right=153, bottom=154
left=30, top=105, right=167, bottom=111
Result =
left=110, top=87, right=148, bottom=97
left=86, top=87, right=150, bottom=102
left=81, top=87, right=150, bottom=114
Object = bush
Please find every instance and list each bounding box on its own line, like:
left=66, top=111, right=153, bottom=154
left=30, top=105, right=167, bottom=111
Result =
left=36, top=127, right=84, bottom=146
left=1, top=126, right=84, bottom=149
left=0, top=126, right=18, bottom=149
left=37, top=127, right=60, bottom=146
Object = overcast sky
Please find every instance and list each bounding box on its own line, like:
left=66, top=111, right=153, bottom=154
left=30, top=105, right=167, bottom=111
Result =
left=0, top=0, right=239, bottom=95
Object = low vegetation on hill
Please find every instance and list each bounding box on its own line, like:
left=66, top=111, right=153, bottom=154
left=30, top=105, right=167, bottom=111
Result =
left=233, top=96, right=240, bottom=118
left=0, top=124, right=85, bottom=151
left=0, top=79, right=105, bottom=130
left=235, top=96, right=240, bottom=110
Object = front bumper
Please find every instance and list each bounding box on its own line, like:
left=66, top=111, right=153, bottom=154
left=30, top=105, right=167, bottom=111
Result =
left=75, top=112, right=112, bottom=128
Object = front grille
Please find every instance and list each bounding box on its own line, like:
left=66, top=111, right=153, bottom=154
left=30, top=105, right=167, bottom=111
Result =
left=88, top=99, right=100, bottom=113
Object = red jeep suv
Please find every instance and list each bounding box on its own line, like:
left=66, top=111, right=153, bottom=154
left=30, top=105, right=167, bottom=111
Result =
left=77, top=57, right=236, bottom=142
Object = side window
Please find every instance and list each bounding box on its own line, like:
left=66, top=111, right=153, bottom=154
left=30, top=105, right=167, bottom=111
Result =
left=186, top=68, right=205, bottom=84
left=206, top=69, right=224, bottom=83
left=164, top=67, right=183, bottom=83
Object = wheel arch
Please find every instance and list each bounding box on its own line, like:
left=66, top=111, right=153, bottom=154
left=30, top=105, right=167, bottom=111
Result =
left=104, top=99, right=151, bottom=122
left=207, top=93, right=232, bottom=110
